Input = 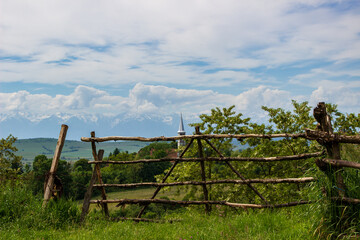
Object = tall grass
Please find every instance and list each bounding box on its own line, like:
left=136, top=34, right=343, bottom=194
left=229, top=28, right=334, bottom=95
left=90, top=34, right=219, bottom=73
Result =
left=309, top=166, right=360, bottom=239
left=1, top=205, right=318, bottom=240
left=0, top=181, right=80, bottom=231
left=1, top=177, right=358, bottom=239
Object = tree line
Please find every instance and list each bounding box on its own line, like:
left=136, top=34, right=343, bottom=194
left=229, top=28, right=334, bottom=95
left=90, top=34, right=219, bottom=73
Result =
left=0, top=139, right=176, bottom=200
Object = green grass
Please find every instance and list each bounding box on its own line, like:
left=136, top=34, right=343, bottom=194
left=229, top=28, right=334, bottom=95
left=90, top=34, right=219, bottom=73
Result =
left=82, top=186, right=186, bottom=211
left=3, top=182, right=359, bottom=240
left=1, top=206, right=318, bottom=240
left=14, top=138, right=148, bottom=163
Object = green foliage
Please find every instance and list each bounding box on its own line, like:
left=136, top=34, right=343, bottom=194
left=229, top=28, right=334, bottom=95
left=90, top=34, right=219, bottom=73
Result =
left=136, top=142, right=176, bottom=159
left=31, top=155, right=72, bottom=198
left=312, top=146, right=360, bottom=238
left=190, top=105, right=250, bottom=154
left=136, top=142, right=173, bottom=182
left=333, top=112, right=360, bottom=134
left=0, top=181, right=80, bottom=230
left=232, top=101, right=321, bottom=203
left=70, top=158, right=92, bottom=200
left=73, top=158, right=92, bottom=172
left=101, top=151, right=140, bottom=186
left=0, top=181, right=38, bottom=224
left=164, top=102, right=322, bottom=204
left=43, top=198, right=81, bottom=229
left=0, top=135, right=23, bottom=183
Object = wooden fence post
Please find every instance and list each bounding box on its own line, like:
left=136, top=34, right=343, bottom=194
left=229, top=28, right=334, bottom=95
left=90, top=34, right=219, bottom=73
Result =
left=137, top=138, right=195, bottom=218
left=91, top=131, right=109, bottom=217
left=80, top=149, right=104, bottom=222
left=195, top=126, right=211, bottom=213
left=313, top=102, right=346, bottom=198
left=42, top=124, right=68, bottom=207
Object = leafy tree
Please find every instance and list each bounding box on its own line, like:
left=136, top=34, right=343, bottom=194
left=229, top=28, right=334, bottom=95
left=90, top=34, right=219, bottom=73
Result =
left=71, top=158, right=92, bottom=200
left=137, top=142, right=174, bottom=182
left=161, top=106, right=250, bottom=202
left=0, top=135, right=22, bottom=183
left=113, top=148, right=120, bottom=156
left=189, top=105, right=250, bottom=155
left=31, top=155, right=72, bottom=198
left=73, top=158, right=92, bottom=172
left=101, top=151, right=140, bottom=186
left=162, top=101, right=360, bottom=205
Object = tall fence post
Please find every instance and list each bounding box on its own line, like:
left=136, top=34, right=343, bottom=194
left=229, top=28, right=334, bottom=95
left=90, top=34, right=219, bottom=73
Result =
left=42, top=124, right=68, bottom=207
left=91, top=131, right=109, bottom=217
left=313, top=102, right=346, bottom=197
left=81, top=149, right=104, bottom=222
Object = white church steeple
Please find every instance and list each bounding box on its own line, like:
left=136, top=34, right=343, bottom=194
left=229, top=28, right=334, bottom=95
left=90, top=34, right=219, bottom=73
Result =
left=177, top=113, right=186, bottom=148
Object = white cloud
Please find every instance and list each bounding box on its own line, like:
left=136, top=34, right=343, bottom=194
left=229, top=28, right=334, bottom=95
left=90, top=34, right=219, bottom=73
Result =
left=310, top=80, right=360, bottom=111
left=0, top=84, right=295, bottom=123
left=1, top=0, right=359, bottom=88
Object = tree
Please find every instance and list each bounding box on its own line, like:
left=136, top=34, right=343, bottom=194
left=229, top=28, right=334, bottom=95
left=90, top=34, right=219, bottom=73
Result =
left=189, top=105, right=250, bottom=155
left=162, top=101, right=360, bottom=205
left=113, top=148, right=120, bottom=156
left=137, top=142, right=174, bottom=182
left=162, top=106, right=250, bottom=201
left=31, top=155, right=72, bottom=198
left=71, top=158, right=92, bottom=199
left=0, top=135, right=22, bottom=183
left=73, top=158, right=92, bottom=172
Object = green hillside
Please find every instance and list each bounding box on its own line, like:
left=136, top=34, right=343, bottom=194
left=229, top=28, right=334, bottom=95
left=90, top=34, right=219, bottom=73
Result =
left=14, top=138, right=148, bottom=164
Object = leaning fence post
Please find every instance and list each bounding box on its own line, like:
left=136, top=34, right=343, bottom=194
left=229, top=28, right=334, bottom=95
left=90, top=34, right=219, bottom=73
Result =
left=42, top=124, right=68, bottom=207
left=80, top=149, right=104, bottom=222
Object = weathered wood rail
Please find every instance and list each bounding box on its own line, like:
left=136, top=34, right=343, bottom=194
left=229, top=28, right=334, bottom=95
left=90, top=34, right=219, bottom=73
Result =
left=93, top=177, right=316, bottom=188
left=80, top=102, right=360, bottom=223
left=80, top=133, right=308, bottom=142
left=88, top=151, right=323, bottom=164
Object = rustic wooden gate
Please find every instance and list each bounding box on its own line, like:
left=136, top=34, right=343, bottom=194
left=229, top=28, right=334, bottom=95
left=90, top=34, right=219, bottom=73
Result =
left=80, top=102, right=360, bottom=222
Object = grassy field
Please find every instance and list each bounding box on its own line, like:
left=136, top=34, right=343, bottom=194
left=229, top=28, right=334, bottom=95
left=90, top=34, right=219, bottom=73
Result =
left=2, top=183, right=357, bottom=240
left=1, top=205, right=318, bottom=240
left=14, top=138, right=148, bottom=163
left=84, top=186, right=186, bottom=212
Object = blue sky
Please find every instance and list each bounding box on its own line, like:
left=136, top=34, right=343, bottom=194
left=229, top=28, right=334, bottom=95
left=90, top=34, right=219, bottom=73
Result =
left=1, top=0, right=360, bottom=139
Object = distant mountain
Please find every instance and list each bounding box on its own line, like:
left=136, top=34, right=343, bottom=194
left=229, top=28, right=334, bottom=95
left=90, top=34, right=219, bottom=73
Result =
left=14, top=138, right=149, bottom=164
left=0, top=113, right=191, bottom=140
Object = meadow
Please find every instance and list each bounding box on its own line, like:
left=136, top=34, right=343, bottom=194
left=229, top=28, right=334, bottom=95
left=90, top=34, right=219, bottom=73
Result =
left=0, top=182, right=321, bottom=240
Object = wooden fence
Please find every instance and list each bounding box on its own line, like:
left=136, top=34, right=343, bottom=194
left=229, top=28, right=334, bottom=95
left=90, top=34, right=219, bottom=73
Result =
left=80, top=102, right=360, bottom=222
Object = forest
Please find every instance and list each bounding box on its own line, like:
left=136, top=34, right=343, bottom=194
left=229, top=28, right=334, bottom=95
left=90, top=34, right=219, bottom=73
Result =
left=1, top=101, right=359, bottom=239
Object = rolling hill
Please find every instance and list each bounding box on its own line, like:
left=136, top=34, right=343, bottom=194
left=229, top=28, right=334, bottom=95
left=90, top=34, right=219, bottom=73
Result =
left=14, top=138, right=149, bottom=164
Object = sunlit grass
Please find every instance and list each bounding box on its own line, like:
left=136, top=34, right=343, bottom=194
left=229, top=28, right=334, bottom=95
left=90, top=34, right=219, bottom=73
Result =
left=1, top=206, right=318, bottom=240
left=79, top=186, right=186, bottom=211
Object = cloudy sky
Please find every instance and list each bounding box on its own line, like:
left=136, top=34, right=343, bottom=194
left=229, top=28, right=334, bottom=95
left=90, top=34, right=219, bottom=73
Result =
left=1, top=0, right=360, bottom=139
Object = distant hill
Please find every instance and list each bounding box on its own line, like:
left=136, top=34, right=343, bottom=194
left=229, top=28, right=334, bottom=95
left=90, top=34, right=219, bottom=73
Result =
left=14, top=138, right=149, bottom=164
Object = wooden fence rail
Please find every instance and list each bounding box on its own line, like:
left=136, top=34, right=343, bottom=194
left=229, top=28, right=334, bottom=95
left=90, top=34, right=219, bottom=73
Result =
left=80, top=133, right=307, bottom=143
left=89, top=199, right=312, bottom=209
left=88, top=151, right=323, bottom=164
left=93, top=177, right=316, bottom=188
